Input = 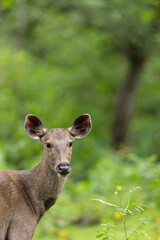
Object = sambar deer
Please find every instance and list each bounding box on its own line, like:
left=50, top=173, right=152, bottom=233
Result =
left=0, top=114, right=92, bottom=240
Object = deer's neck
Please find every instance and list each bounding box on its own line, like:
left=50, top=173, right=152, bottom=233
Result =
left=25, top=150, right=67, bottom=221
left=37, top=150, right=67, bottom=199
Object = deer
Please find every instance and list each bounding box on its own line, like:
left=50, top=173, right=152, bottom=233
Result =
left=0, top=113, right=92, bottom=240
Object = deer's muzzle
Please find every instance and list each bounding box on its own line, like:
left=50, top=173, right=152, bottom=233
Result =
left=56, top=162, right=71, bottom=176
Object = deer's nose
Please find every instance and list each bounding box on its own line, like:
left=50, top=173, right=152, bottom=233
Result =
left=57, top=162, right=71, bottom=176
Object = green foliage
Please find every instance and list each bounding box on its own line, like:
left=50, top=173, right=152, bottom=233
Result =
left=93, top=187, right=151, bottom=240
left=0, top=0, right=160, bottom=239
left=88, top=150, right=160, bottom=207
left=32, top=151, right=160, bottom=239
left=95, top=221, right=115, bottom=240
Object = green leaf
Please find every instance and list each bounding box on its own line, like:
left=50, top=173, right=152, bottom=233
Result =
left=92, top=199, right=118, bottom=208
left=96, top=233, right=105, bottom=239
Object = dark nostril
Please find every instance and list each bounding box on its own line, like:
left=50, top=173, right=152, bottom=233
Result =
left=57, top=162, right=71, bottom=176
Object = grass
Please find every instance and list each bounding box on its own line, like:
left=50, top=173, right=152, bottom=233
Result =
left=33, top=222, right=160, bottom=240
left=33, top=210, right=160, bottom=240
left=33, top=224, right=97, bottom=240
left=32, top=151, right=160, bottom=240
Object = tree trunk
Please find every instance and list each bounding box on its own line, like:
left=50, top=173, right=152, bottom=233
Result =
left=112, top=46, right=146, bottom=147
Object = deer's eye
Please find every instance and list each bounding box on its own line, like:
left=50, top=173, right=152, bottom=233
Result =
left=69, top=142, right=73, bottom=147
left=46, top=143, right=52, bottom=148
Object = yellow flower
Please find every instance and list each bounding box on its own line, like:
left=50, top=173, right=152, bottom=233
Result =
left=114, top=211, right=121, bottom=219
left=58, top=230, right=68, bottom=237
left=117, top=186, right=122, bottom=191
left=115, top=191, right=118, bottom=196
left=155, top=213, right=160, bottom=220
left=151, top=235, right=160, bottom=240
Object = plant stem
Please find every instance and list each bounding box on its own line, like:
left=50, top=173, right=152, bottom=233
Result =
left=123, top=217, right=128, bottom=240
left=119, top=193, right=128, bottom=240
left=125, top=194, right=130, bottom=211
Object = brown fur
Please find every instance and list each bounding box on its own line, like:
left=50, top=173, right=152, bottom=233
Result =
left=0, top=114, right=91, bottom=239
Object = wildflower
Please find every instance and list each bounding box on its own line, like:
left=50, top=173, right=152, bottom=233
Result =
left=155, top=213, right=160, bottom=220
left=117, top=186, right=122, bottom=191
left=58, top=230, right=68, bottom=237
left=151, top=235, right=159, bottom=240
left=115, top=191, right=118, bottom=196
left=114, top=211, right=121, bottom=219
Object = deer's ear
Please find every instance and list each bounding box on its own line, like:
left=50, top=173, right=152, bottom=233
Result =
left=24, top=114, right=46, bottom=139
left=69, top=114, right=92, bottom=139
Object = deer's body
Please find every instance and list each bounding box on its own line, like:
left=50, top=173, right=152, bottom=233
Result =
left=0, top=166, right=65, bottom=239
left=0, top=114, right=91, bottom=240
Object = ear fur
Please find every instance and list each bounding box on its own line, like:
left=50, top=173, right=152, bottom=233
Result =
left=69, top=114, right=92, bottom=138
left=24, top=114, right=46, bottom=139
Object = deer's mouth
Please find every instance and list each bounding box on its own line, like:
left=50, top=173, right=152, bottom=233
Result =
left=56, top=162, right=71, bottom=176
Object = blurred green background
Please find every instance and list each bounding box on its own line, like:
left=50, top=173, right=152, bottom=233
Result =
left=0, top=0, right=160, bottom=239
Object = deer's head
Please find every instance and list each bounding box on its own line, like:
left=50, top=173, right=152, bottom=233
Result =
left=25, top=114, right=92, bottom=177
